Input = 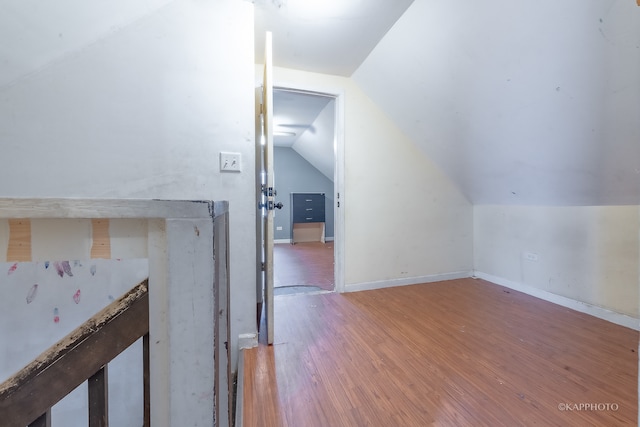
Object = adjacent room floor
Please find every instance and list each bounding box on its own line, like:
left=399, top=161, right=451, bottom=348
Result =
left=242, top=278, right=638, bottom=426
left=274, top=241, right=334, bottom=294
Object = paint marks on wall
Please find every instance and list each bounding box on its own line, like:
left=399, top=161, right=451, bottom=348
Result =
left=7, top=219, right=31, bottom=262
left=62, top=261, right=73, bottom=277
left=54, top=261, right=64, bottom=277
left=26, top=284, right=38, bottom=304
left=1, top=258, right=149, bottom=386
left=54, top=261, right=74, bottom=278
left=7, top=262, right=18, bottom=275
left=44, top=261, right=50, bottom=269
left=90, top=265, right=97, bottom=276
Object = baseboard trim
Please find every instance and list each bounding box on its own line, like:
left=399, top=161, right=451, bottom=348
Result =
left=274, top=238, right=335, bottom=244
left=474, top=272, right=640, bottom=331
left=238, top=333, right=258, bottom=349
left=345, top=271, right=472, bottom=293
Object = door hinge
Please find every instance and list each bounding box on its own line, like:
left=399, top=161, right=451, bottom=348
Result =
left=261, top=262, right=265, bottom=271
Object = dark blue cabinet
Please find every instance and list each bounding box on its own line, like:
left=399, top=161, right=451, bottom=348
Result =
left=290, top=193, right=325, bottom=243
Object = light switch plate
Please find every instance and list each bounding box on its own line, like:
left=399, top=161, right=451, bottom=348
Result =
left=220, top=152, right=242, bottom=172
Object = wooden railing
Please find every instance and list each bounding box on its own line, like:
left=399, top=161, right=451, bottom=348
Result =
left=0, top=280, right=150, bottom=427
left=0, top=199, right=231, bottom=427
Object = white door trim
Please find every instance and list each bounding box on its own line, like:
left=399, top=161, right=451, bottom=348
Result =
left=273, top=83, right=345, bottom=294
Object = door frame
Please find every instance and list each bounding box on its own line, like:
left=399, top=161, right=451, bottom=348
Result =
left=272, top=82, right=345, bottom=294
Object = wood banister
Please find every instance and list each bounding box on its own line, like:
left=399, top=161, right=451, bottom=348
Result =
left=0, top=279, right=149, bottom=426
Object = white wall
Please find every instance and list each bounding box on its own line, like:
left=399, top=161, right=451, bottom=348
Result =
left=264, top=66, right=473, bottom=288
left=0, top=0, right=256, bottom=369
left=474, top=205, right=639, bottom=319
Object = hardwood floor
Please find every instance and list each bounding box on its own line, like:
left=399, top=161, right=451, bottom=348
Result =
left=274, top=242, right=334, bottom=292
left=242, top=279, right=638, bottom=426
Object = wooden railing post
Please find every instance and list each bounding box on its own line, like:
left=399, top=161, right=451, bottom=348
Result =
left=88, top=365, right=109, bottom=427
left=148, top=216, right=217, bottom=427
left=143, top=333, right=150, bottom=427
left=28, top=409, right=51, bottom=427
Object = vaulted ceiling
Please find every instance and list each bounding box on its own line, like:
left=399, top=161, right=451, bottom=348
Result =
left=3, top=0, right=638, bottom=206
left=257, top=0, right=640, bottom=206
left=254, top=0, right=415, bottom=76
left=0, top=0, right=173, bottom=89
left=352, top=0, right=640, bottom=205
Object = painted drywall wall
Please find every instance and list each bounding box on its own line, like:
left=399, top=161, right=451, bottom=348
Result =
left=474, top=205, right=639, bottom=318
left=0, top=0, right=255, bottom=370
left=263, top=66, right=473, bottom=287
left=353, top=0, right=640, bottom=206
left=273, top=146, right=334, bottom=241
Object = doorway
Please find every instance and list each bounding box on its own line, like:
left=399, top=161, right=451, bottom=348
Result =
left=271, top=87, right=342, bottom=296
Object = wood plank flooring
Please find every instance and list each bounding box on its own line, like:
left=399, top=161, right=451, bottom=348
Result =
left=242, top=278, right=638, bottom=426
left=274, top=242, right=334, bottom=292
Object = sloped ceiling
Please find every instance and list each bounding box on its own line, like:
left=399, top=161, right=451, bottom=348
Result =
left=353, top=0, right=640, bottom=206
left=4, top=0, right=637, bottom=206
left=254, top=0, right=415, bottom=76
left=0, top=0, right=174, bottom=89
left=290, top=99, right=335, bottom=182
left=273, top=90, right=335, bottom=182
left=273, top=89, right=331, bottom=147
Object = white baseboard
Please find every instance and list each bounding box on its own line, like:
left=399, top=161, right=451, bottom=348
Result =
left=238, top=333, right=258, bottom=349
left=474, top=271, right=640, bottom=331
left=345, top=271, right=472, bottom=293
left=274, top=238, right=335, bottom=244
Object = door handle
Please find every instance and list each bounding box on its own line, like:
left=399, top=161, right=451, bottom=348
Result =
left=258, top=201, right=283, bottom=210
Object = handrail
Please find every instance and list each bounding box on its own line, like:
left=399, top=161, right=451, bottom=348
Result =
left=0, top=279, right=150, bottom=426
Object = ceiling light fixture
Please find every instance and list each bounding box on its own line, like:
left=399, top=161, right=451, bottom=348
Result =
left=274, top=131, right=296, bottom=137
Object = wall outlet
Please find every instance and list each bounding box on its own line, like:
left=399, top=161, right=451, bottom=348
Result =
left=220, top=152, right=242, bottom=172
left=524, top=252, right=539, bottom=262
left=276, top=226, right=283, bottom=231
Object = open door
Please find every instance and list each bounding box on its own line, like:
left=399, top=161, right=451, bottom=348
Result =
left=255, top=31, right=277, bottom=344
